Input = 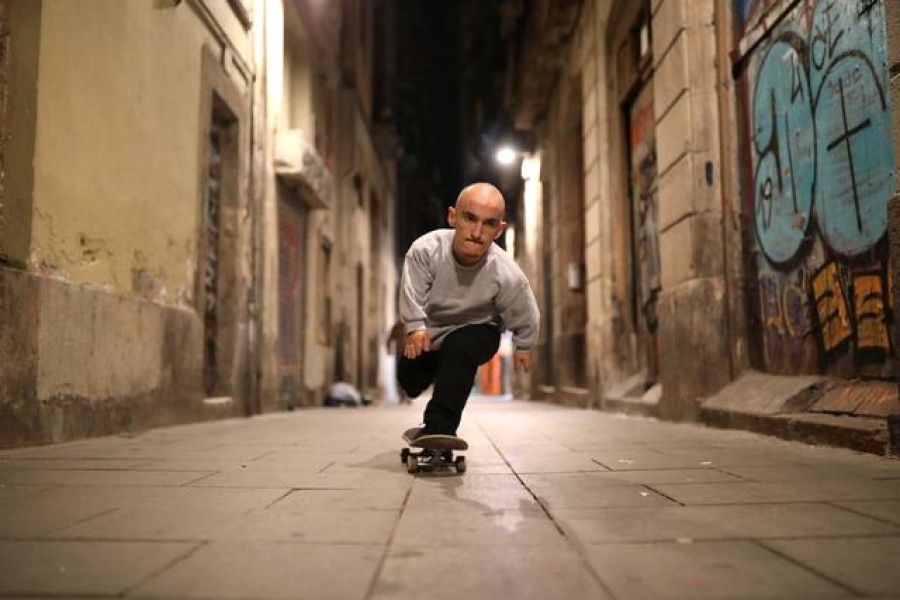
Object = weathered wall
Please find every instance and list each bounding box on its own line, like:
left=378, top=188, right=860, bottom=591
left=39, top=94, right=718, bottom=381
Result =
left=30, top=1, right=246, bottom=300
left=0, top=266, right=38, bottom=447
left=537, top=48, right=588, bottom=402
left=0, top=0, right=254, bottom=447
left=738, top=0, right=896, bottom=378
left=0, top=265, right=236, bottom=448
left=583, top=0, right=617, bottom=402
left=514, top=0, right=897, bottom=420
left=651, top=0, right=732, bottom=417
left=0, top=0, right=39, bottom=267
left=257, top=0, right=284, bottom=413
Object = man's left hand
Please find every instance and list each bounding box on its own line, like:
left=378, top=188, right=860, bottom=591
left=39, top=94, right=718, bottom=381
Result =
left=404, top=330, right=431, bottom=359
left=513, top=349, right=532, bottom=373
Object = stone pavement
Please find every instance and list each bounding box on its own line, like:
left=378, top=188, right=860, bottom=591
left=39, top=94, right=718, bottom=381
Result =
left=1, top=397, right=899, bottom=600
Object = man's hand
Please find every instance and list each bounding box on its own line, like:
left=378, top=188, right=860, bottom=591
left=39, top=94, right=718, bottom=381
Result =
left=513, top=349, right=532, bottom=373
left=403, top=330, right=432, bottom=359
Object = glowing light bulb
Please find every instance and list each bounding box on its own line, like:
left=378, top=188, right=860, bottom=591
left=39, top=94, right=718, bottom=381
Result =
left=495, top=146, right=517, bottom=166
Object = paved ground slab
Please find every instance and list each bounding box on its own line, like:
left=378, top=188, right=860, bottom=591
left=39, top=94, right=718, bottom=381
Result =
left=0, top=398, right=898, bottom=599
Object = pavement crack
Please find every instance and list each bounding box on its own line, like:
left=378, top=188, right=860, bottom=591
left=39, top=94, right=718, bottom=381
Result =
left=823, top=501, right=900, bottom=527
left=41, top=507, right=120, bottom=537
left=591, top=458, right=615, bottom=470
left=263, top=488, right=296, bottom=509
left=363, top=484, right=413, bottom=600
left=641, top=484, right=686, bottom=506
left=179, top=471, right=219, bottom=486
left=754, top=539, right=868, bottom=597
left=120, top=540, right=207, bottom=596
left=473, top=420, right=566, bottom=537
left=474, top=420, right=621, bottom=600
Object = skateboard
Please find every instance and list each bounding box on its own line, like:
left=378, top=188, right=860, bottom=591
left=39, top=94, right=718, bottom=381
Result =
left=400, top=427, right=468, bottom=474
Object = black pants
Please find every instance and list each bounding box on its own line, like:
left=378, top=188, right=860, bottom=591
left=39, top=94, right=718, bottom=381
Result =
left=397, top=324, right=501, bottom=435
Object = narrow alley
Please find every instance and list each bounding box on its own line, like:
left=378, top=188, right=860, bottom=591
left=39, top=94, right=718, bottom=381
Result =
left=3, top=0, right=900, bottom=596
left=1, top=398, right=898, bottom=599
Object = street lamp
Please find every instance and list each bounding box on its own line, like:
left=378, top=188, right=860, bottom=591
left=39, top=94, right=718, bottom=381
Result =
left=495, top=145, right=518, bottom=166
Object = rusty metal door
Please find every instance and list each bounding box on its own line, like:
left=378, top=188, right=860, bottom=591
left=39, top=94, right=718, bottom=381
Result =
left=202, top=121, right=225, bottom=396
left=277, top=184, right=308, bottom=406
left=626, top=79, right=661, bottom=387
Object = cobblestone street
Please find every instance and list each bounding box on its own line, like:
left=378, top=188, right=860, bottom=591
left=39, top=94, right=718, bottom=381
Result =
left=1, top=397, right=899, bottom=599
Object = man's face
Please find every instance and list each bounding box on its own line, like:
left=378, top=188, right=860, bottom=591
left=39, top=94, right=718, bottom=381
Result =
left=447, top=187, right=507, bottom=265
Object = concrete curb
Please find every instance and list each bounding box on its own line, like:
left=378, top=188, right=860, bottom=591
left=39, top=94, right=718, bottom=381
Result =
left=698, top=370, right=891, bottom=456
left=700, top=408, right=889, bottom=455
left=601, top=370, right=895, bottom=456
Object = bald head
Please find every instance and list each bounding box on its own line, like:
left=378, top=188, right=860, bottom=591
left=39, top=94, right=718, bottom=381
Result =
left=448, top=182, right=508, bottom=265
left=455, top=183, right=506, bottom=217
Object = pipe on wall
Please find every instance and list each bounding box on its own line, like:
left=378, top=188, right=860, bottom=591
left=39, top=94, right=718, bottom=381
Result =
left=715, top=0, right=739, bottom=382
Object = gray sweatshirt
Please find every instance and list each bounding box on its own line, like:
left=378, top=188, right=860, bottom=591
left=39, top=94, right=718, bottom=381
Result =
left=399, top=229, right=540, bottom=350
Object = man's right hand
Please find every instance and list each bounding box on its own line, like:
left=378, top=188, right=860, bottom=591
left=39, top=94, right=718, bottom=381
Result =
left=403, top=330, right=431, bottom=359
left=514, top=349, right=532, bottom=373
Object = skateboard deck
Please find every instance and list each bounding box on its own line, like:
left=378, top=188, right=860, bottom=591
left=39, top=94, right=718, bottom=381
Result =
left=400, top=427, right=467, bottom=474
left=402, top=427, right=469, bottom=450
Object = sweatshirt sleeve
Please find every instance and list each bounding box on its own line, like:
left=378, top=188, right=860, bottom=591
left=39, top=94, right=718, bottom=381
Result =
left=398, top=241, right=433, bottom=334
left=497, top=278, right=540, bottom=350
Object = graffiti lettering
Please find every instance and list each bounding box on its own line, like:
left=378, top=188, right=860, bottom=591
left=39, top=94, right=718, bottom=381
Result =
left=752, top=34, right=815, bottom=264
left=783, top=271, right=813, bottom=339
left=790, top=55, right=805, bottom=102
left=748, top=0, right=894, bottom=371
left=825, top=78, right=870, bottom=231
left=858, top=0, right=878, bottom=19
left=759, top=271, right=784, bottom=332
left=811, top=262, right=852, bottom=351
left=758, top=269, right=818, bottom=371
left=751, top=0, right=893, bottom=263
left=852, top=272, right=889, bottom=350
left=810, top=1, right=843, bottom=70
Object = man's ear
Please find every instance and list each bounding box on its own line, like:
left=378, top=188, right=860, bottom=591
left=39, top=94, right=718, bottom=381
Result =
left=447, top=206, right=457, bottom=227
left=495, top=220, right=508, bottom=240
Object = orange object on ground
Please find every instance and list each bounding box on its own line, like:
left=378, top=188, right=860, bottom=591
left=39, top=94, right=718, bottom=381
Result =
left=478, top=352, right=502, bottom=395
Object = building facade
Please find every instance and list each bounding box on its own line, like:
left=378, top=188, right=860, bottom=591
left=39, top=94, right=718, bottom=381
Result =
left=261, top=0, right=398, bottom=410
left=0, top=0, right=398, bottom=448
left=507, top=0, right=900, bottom=420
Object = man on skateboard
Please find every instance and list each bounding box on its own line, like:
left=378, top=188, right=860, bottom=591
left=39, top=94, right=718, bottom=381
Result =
left=397, top=182, right=540, bottom=449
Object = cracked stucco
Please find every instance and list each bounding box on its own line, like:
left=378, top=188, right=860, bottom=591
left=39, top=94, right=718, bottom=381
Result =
left=28, top=1, right=207, bottom=306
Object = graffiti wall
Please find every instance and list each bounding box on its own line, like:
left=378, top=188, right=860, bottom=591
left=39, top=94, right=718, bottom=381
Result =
left=741, top=0, right=895, bottom=375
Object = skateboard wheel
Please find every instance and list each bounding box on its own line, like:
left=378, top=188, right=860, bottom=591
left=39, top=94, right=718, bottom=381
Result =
left=400, top=448, right=410, bottom=463
left=406, top=455, right=419, bottom=474
left=455, top=456, right=466, bottom=473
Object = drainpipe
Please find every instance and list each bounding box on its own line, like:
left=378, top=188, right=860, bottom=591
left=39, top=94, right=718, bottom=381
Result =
left=714, top=0, right=737, bottom=382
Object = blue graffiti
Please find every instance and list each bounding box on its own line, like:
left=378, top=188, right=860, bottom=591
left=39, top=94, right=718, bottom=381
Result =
left=811, top=1, right=892, bottom=255
left=750, top=0, right=894, bottom=264
left=753, top=31, right=816, bottom=264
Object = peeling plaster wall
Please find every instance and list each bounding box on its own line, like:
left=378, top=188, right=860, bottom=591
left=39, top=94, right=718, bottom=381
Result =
left=29, top=1, right=237, bottom=305
left=0, top=0, right=40, bottom=267
left=0, top=1, right=254, bottom=447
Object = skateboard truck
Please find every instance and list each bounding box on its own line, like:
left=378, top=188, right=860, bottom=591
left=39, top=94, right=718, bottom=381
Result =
left=401, top=428, right=468, bottom=474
